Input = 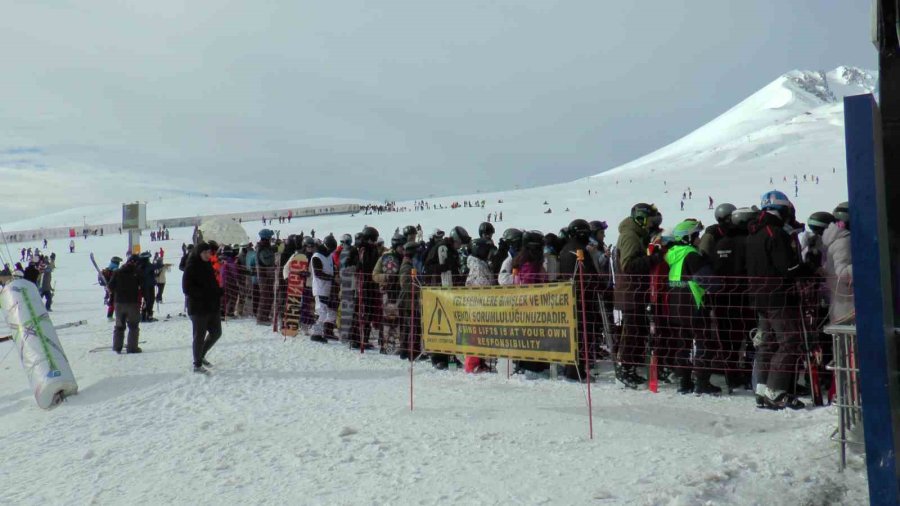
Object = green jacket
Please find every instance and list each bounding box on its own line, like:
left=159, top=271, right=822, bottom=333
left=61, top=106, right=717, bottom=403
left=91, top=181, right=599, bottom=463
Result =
left=615, top=217, right=651, bottom=274
left=665, top=244, right=707, bottom=309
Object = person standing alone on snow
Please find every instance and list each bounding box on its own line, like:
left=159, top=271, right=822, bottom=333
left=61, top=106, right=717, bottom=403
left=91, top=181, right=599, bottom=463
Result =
left=108, top=255, right=143, bottom=353
left=183, top=242, right=224, bottom=373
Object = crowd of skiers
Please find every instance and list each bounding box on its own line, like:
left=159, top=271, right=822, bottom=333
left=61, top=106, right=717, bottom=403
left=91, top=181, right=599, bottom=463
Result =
left=1, top=251, right=56, bottom=311
left=160, top=189, right=852, bottom=409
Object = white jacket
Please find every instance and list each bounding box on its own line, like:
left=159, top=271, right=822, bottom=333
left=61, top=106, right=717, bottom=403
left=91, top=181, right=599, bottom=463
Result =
left=822, top=223, right=853, bottom=324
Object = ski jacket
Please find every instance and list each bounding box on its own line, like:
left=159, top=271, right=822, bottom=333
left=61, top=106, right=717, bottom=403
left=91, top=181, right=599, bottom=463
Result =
left=256, top=240, right=276, bottom=268
left=39, top=265, right=53, bottom=293
left=245, top=249, right=258, bottom=285
left=23, top=264, right=39, bottom=284
left=543, top=250, right=559, bottom=282
left=397, top=257, right=417, bottom=317
left=310, top=251, right=334, bottom=298
left=155, top=261, right=168, bottom=284
left=221, top=256, right=240, bottom=290
left=465, top=256, right=494, bottom=287
left=614, top=217, right=659, bottom=311
left=514, top=260, right=544, bottom=285
left=498, top=253, right=515, bottom=286
left=745, top=211, right=803, bottom=309
left=823, top=223, right=854, bottom=324
left=109, top=261, right=143, bottom=304
left=665, top=244, right=711, bottom=310
left=698, top=224, right=726, bottom=260
left=182, top=255, right=223, bottom=315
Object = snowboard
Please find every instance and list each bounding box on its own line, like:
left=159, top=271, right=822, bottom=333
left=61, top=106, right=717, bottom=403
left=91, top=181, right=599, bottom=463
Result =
left=338, top=265, right=357, bottom=342
left=281, top=254, right=308, bottom=337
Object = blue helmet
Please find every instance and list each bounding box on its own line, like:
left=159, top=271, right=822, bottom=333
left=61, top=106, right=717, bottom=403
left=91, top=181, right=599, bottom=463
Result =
left=259, top=228, right=275, bottom=240
left=760, top=190, right=793, bottom=214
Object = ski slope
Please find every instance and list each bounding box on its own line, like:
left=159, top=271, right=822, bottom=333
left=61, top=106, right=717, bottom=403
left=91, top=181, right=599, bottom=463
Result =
left=0, top=67, right=874, bottom=504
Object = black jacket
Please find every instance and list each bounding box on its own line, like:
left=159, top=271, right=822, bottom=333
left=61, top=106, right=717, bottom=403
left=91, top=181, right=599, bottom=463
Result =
left=745, top=211, right=802, bottom=309
left=23, top=264, right=40, bottom=284
left=182, top=255, right=223, bottom=314
left=109, top=262, right=143, bottom=304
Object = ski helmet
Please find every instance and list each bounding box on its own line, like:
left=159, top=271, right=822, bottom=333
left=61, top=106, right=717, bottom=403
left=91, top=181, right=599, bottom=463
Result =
left=543, top=233, right=559, bottom=249
left=450, top=226, right=471, bottom=245
left=731, top=206, right=759, bottom=230
left=672, top=219, right=703, bottom=244
left=807, top=211, right=836, bottom=235
left=631, top=203, right=657, bottom=227
left=522, top=230, right=544, bottom=248
left=340, top=233, right=352, bottom=246
left=402, top=225, right=417, bottom=238
left=502, top=228, right=523, bottom=246
left=259, top=229, right=275, bottom=240
left=833, top=202, right=850, bottom=224
left=567, top=219, right=590, bottom=241
left=391, top=233, right=405, bottom=248
left=588, top=220, right=608, bottom=233
left=472, top=237, right=492, bottom=260
left=430, top=228, right=445, bottom=241
left=324, top=234, right=338, bottom=251
left=760, top=190, right=793, bottom=219
left=110, top=256, right=122, bottom=264
left=714, top=203, right=737, bottom=226
left=302, top=236, right=316, bottom=249
left=362, top=226, right=379, bottom=243
left=478, top=222, right=495, bottom=238
left=558, top=227, right=569, bottom=241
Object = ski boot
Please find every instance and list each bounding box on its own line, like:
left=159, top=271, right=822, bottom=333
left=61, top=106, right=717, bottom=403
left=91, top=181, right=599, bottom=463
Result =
left=693, top=373, right=722, bottom=396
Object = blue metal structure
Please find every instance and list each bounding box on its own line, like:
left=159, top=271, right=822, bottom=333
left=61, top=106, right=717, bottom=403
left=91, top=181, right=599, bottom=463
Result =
left=844, top=93, right=900, bottom=505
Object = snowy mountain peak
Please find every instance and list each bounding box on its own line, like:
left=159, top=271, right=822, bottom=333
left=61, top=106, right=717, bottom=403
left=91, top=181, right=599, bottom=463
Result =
left=828, top=66, right=878, bottom=93
left=782, top=70, right=837, bottom=104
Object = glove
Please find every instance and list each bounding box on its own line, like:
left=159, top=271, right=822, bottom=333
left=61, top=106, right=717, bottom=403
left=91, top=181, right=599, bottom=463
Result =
left=647, top=243, right=659, bottom=256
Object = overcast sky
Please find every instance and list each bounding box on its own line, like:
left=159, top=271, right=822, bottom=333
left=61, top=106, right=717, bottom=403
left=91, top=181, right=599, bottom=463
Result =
left=0, top=1, right=876, bottom=220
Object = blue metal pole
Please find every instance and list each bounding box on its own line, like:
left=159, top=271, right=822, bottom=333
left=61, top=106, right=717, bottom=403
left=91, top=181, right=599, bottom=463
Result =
left=844, top=93, right=900, bottom=505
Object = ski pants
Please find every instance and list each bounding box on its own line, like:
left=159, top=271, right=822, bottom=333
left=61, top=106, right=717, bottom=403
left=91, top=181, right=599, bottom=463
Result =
left=142, top=288, right=155, bottom=319
left=156, top=283, right=165, bottom=303
left=753, top=308, right=802, bottom=395
left=312, top=295, right=337, bottom=336
left=40, top=289, right=53, bottom=311
left=113, top=303, right=141, bottom=352
left=191, top=312, right=222, bottom=367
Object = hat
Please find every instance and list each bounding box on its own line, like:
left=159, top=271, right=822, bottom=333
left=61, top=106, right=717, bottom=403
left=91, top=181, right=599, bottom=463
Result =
left=195, top=242, right=212, bottom=254
left=259, top=229, right=275, bottom=240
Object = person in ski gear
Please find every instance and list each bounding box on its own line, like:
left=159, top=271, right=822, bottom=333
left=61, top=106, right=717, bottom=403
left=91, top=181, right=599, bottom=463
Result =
left=450, top=226, right=472, bottom=276
left=220, top=246, right=240, bottom=317
left=155, top=256, right=169, bottom=303
left=463, top=238, right=496, bottom=372
left=698, top=203, right=736, bottom=259
left=666, top=219, right=720, bottom=395
left=397, top=241, right=421, bottom=360
left=298, top=237, right=318, bottom=330
left=823, top=203, right=853, bottom=324
left=373, top=234, right=404, bottom=350
left=101, top=256, right=122, bottom=319
left=800, top=211, right=835, bottom=268
left=69, top=239, right=75, bottom=253
left=542, top=233, right=560, bottom=282
left=255, top=229, right=277, bottom=325
left=558, top=219, right=601, bottom=381
left=38, top=256, right=54, bottom=311
left=496, top=228, right=522, bottom=286
left=355, top=226, right=382, bottom=350
left=108, top=255, right=143, bottom=353
left=23, top=259, right=40, bottom=285
left=309, top=235, right=338, bottom=342
left=746, top=191, right=806, bottom=410
left=183, top=242, right=224, bottom=373
left=138, top=251, right=158, bottom=322
left=614, top=203, right=663, bottom=387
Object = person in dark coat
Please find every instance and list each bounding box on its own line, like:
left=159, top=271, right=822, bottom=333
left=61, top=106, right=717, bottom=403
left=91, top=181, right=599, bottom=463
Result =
left=108, top=255, right=143, bottom=353
left=746, top=191, right=807, bottom=410
left=138, top=252, right=158, bottom=321
left=23, top=260, right=40, bottom=285
left=558, top=219, right=601, bottom=381
left=182, top=242, right=224, bottom=372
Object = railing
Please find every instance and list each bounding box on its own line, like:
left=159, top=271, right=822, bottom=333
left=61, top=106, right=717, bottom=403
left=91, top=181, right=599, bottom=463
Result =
left=823, top=324, right=863, bottom=472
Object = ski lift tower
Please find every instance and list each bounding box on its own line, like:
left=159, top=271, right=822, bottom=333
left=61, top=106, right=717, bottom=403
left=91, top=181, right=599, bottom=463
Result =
left=844, top=2, right=900, bottom=504
left=122, top=202, right=146, bottom=255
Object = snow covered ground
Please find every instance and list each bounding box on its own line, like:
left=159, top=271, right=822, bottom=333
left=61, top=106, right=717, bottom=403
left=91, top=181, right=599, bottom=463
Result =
left=0, top=67, right=875, bottom=504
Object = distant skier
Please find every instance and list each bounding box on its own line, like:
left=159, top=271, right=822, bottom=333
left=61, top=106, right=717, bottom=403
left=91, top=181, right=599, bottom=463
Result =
left=680, top=200, right=685, bottom=211
left=708, top=196, right=714, bottom=210
left=69, top=240, right=75, bottom=253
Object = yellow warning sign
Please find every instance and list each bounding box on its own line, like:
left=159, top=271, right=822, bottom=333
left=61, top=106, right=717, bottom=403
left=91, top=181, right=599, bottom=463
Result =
left=420, top=282, right=577, bottom=364
left=427, top=298, right=453, bottom=336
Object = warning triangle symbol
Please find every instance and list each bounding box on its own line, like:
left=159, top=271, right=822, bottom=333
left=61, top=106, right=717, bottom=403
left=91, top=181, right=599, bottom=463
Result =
left=427, top=299, right=454, bottom=336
